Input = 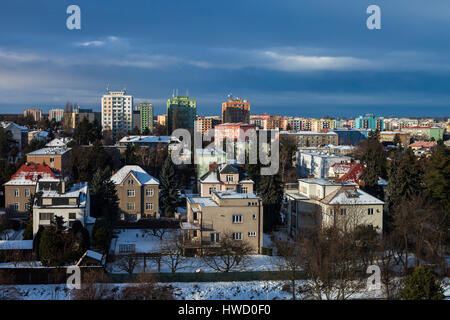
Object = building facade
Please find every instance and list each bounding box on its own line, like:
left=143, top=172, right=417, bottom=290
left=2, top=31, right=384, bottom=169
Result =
left=110, top=165, right=160, bottom=220
left=136, top=103, right=154, bottom=133
left=182, top=190, right=263, bottom=253
left=101, top=89, right=133, bottom=137
left=24, top=108, right=42, bottom=122
left=49, top=109, right=64, bottom=122
left=222, top=96, right=250, bottom=124
left=354, top=114, right=384, bottom=131
left=26, top=147, right=72, bottom=176
left=167, top=95, right=197, bottom=134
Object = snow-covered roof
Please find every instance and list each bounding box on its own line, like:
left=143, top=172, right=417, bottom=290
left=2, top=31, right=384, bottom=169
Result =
left=4, top=163, right=59, bottom=186
left=27, top=147, right=71, bottom=156
left=110, top=165, right=159, bottom=185
left=213, top=190, right=260, bottom=199
left=119, top=135, right=179, bottom=144
left=46, top=137, right=73, bottom=147
left=187, top=197, right=218, bottom=207
left=36, top=182, right=89, bottom=208
left=1, top=121, right=28, bottom=132
left=322, top=187, right=384, bottom=205
left=0, top=240, right=33, bottom=250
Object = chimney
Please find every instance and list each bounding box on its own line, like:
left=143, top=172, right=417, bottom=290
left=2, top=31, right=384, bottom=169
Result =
left=307, top=174, right=315, bottom=179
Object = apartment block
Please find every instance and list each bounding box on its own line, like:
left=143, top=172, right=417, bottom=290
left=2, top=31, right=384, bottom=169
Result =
left=101, top=89, right=133, bottom=137
left=222, top=96, right=250, bottom=123
left=136, top=103, right=154, bottom=133
left=167, top=95, right=196, bottom=134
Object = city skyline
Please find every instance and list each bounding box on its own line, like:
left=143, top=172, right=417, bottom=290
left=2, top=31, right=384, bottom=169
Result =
left=1, top=1, right=450, bottom=117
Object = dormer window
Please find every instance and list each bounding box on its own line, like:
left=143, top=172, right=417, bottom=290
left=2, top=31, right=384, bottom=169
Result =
left=226, top=175, right=234, bottom=182
left=128, top=179, right=134, bottom=185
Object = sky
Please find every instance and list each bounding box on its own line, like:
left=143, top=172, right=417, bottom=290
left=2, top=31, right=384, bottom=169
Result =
left=0, top=0, right=449, bottom=117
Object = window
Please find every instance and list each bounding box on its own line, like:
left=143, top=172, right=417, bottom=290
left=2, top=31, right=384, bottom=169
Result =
left=248, top=201, right=258, bottom=206
left=232, top=232, right=242, bottom=240
left=145, top=202, right=154, bottom=210
left=69, top=212, right=76, bottom=220
left=210, top=232, right=220, bottom=242
left=13, top=203, right=19, bottom=211
left=145, top=188, right=154, bottom=197
left=127, top=202, right=135, bottom=211
left=252, top=214, right=257, bottom=220
left=232, top=214, right=243, bottom=223
left=25, top=203, right=30, bottom=211
left=49, top=158, right=54, bottom=163
left=193, top=212, right=198, bottom=221
left=119, top=244, right=135, bottom=254
left=368, top=208, right=374, bottom=215
left=128, top=179, right=134, bottom=185
left=24, top=189, right=30, bottom=197
left=127, top=189, right=135, bottom=197
left=226, top=175, right=234, bottom=182
left=39, top=212, right=54, bottom=220
left=209, top=187, right=216, bottom=195
left=248, top=232, right=256, bottom=237
left=193, top=230, right=198, bottom=238
left=14, top=189, right=19, bottom=197
left=241, top=187, right=248, bottom=193
left=340, top=208, right=347, bottom=215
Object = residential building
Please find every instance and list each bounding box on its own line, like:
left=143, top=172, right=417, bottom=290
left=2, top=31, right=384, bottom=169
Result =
left=296, top=151, right=352, bottom=178
left=195, top=116, right=221, bottom=135
left=45, top=137, right=73, bottom=148
left=199, top=163, right=254, bottom=197
left=49, top=109, right=64, bottom=122
left=379, top=131, right=410, bottom=147
left=167, top=95, right=197, bottom=134
left=135, top=103, right=154, bottom=133
left=222, top=95, right=250, bottom=123
left=70, top=106, right=101, bottom=129
left=330, top=128, right=368, bottom=146
left=0, top=121, right=28, bottom=151
left=4, top=163, right=59, bottom=215
left=32, top=181, right=94, bottom=237
left=214, top=123, right=257, bottom=148
left=157, top=114, right=167, bottom=126
left=182, top=190, right=263, bottom=253
left=24, top=108, right=42, bottom=122
left=328, top=162, right=364, bottom=184
left=354, top=114, right=384, bottom=131
left=110, top=165, right=160, bottom=220
left=283, top=178, right=384, bottom=236
left=280, top=131, right=338, bottom=147
left=195, top=148, right=227, bottom=180
left=101, top=89, right=133, bottom=137
left=26, top=147, right=72, bottom=176
left=27, top=130, right=48, bottom=144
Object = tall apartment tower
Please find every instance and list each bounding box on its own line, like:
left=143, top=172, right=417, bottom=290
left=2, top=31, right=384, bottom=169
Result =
left=167, top=94, right=197, bottom=134
left=355, top=114, right=384, bottom=131
left=222, top=95, right=250, bottom=123
left=101, top=89, right=133, bottom=137
left=136, top=103, right=154, bottom=133
left=24, top=108, right=43, bottom=122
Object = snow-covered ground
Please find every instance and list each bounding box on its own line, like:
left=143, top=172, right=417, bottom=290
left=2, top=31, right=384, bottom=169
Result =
left=1, top=279, right=449, bottom=300
left=107, top=228, right=279, bottom=273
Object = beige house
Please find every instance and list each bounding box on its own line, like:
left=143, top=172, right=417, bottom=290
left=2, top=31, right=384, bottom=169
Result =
left=199, top=163, right=254, bottom=197
left=283, top=178, right=384, bottom=236
left=182, top=190, right=263, bottom=254
left=4, top=163, right=59, bottom=215
left=26, top=147, right=72, bottom=176
left=110, top=165, right=160, bottom=220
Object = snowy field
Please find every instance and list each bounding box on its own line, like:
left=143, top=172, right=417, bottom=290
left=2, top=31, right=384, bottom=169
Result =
left=1, top=279, right=449, bottom=300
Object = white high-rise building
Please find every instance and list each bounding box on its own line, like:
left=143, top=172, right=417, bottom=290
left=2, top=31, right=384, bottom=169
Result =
left=101, top=89, right=133, bottom=137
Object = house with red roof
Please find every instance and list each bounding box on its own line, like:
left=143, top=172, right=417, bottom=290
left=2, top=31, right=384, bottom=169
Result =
left=3, top=163, right=59, bottom=215
left=329, top=162, right=364, bottom=183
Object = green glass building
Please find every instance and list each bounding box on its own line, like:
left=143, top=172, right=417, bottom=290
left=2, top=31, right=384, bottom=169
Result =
left=167, top=95, right=197, bottom=134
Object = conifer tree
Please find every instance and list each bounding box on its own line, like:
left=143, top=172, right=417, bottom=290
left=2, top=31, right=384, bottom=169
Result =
left=399, top=265, right=444, bottom=300
left=159, top=158, right=179, bottom=217
left=260, top=173, right=284, bottom=232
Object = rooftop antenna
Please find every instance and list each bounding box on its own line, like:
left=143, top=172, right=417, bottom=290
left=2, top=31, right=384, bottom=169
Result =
left=123, top=85, right=127, bottom=94
left=172, top=89, right=175, bottom=98
left=106, top=84, right=110, bottom=93
left=186, top=89, right=189, bottom=97
left=176, top=88, right=179, bottom=96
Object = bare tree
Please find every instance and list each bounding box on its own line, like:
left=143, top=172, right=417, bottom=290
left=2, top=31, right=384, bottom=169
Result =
left=116, top=254, right=138, bottom=274
left=119, top=273, right=174, bottom=300
left=202, top=231, right=253, bottom=272
left=274, top=235, right=303, bottom=300
left=377, top=234, right=401, bottom=299
left=161, top=231, right=189, bottom=273
left=72, top=270, right=114, bottom=300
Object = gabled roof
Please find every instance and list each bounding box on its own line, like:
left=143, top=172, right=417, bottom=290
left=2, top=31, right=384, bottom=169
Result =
left=321, top=186, right=384, bottom=205
left=340, top=163, right=364, bottom=183
left=4, top=163, right=58, bottom=186
left=110, top=165, right=159, bottom=185
left=46, top=137, right=73, bottom=147
left=199, top=163, right=253, bottom=184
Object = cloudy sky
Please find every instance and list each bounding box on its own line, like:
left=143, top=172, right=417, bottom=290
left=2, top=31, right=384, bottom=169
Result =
left=0, top=0, right=449, bottom=117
